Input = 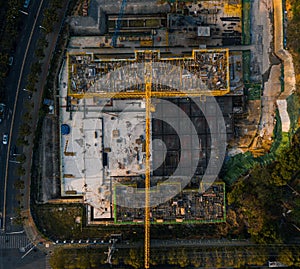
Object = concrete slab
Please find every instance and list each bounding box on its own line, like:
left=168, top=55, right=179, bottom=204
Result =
left=276, top=99, right=290, bottom=132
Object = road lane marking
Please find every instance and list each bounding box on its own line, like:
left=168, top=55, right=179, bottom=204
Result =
left=2, top=0, right=45, bottom=232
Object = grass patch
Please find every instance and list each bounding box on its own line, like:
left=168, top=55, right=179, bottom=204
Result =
left=287, top=0, right=300, bottom=88
left=145, top=19, right=160, bottom=28
left=224, top=110, right=292, bottom=185
left=33, top=203, right=146, bottom=241
left=34, top=204, right=84, bottom=240
left=223, top=151, right=255, bottom=185
left=129, top=20, right=144, bottom=28
left=245, top=83, right=262, bottom=100
left=275, top=131, right=290, bottom=155
left=286, top=93, right=300, bottom=133
left=242, top=0, right=251, bottom=45
left=242, top=50, right=251, bottom=83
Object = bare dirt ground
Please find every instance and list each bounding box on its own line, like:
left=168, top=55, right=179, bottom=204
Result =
left=250, top=0, right=273, bottom=80
left=259, top=64, right=281, bottom=137
left=231, top=0, right=275, bottom=154
left=251, top=0, right=277, bottom=141
left=232, top=0, right=296, bottom=155
left=232, top=100, right=261, bottom=149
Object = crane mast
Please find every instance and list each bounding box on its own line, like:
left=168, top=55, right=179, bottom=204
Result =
left=111, top=0, right=127, bottom=47
left=144, top=53, right=153, bottom=269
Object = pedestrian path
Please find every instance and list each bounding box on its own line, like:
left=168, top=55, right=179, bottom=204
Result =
left=45, top=254, right=52, bottom=269
left=0, top=234, right=30, bottom=249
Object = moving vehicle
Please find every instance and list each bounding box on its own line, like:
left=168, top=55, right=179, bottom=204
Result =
left=8, top=56, right=14, bottom=66
left=23, top=0, right=30, bottom=8
left=0, top=103, right=5, bottom=123
left=3, top=134, right=8, bottom=145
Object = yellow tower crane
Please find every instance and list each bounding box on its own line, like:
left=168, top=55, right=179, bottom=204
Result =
left=144, top=52, right=152, bottom=269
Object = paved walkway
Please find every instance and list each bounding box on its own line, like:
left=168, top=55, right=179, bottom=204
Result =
left=45, top=255, right=51, bottom=269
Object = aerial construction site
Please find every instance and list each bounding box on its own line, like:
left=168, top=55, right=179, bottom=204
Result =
left=55, top=0, right=253, bottom=267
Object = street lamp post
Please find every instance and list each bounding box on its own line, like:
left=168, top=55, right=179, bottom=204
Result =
left=9, top=160, right=21, bottom=164
left=22, top=89, right=32, bottom=99
left=19, top=10, right=29, bottom=15
left=22, top=89, right=33, bottom=100
left=38, top=25, right=47, bottom=31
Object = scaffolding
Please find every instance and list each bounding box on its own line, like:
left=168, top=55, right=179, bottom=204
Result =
left=67, top=49, right=230, bottom=99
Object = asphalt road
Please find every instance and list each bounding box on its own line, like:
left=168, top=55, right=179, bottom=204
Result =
left=0, top=0, right=49, bottom=233
left=0, top=0, right=68, bottom=268
left=0, top=249, right=47, bottom=269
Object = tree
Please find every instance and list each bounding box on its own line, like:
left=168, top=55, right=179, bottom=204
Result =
left=35, top=48, right=45, bottom=59
left=53, top=0, right=62, bottom=9
left=37, top=36, right=49, bottom=48
left=28, top=72, right=38, bottom=84
left=22, top=112, right=32, bottom=122
left=16, top=154, right=26, bottom=164
left=49, top=248, right=66, bottom=269
left=30, top=61, right=42, bottom=75
left=16, top=165, right=26, bottom=176
left=177, top=248, right=189, bottom=267
left=41, top=8, right=59, bottom=34
left=167, top=248, right=177, bottom=265
left=14, top=179, right=25, bottom=190
left=289, top=196, right=300, bottom=225
left=270, top=131, right=300, bottom=185
left=12, top=215, right=24, bottom=225
left=16, top=135, right=25, bottom=146
left=77, top=253, right=90, bottom=269
left=0, top=53, right=9, bottom=77
left=123, top=249, right=143, bottom=269
left=26, top=81, right=35, bottom=92
left=25, top=100, right=34, bottom=109
left=277, top=248, right=294, bottom=266
left=16, top=193, right=24, bottom=204
left=19, top=123, right=31, bottom=136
